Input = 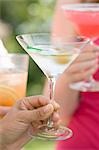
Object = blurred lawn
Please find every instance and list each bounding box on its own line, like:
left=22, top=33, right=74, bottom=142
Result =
left=0, top=0, right=55, bottom=96
left=24, top=140, right=55, bottom=150
left=1, top=1, right=56, bottom=150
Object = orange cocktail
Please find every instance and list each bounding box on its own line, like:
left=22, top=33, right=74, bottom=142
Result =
left=0, top=54, right=29, bottom=116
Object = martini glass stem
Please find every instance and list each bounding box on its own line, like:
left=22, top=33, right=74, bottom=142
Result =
left=49, top=77, right=56, bottom=99
left=47, top=76, right=56, bottom=128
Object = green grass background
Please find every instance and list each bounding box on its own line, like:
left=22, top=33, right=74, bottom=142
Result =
left=1, top=1, right=56, bottom=150
left=25, top=140, right=55, bottom=150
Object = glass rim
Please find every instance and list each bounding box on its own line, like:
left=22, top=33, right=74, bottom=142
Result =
left=16, top=33, right=90, bottom=45
left=62, top=3, right=99, bottom=12
left=16, top=33, right=52, bottom=41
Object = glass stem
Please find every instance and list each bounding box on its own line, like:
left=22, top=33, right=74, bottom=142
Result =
left=48, top=77, right=56, bottom=99
left=47, top=76, right=56, bottom=128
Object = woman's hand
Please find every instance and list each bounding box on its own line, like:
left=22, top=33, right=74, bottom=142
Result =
left=63, top=45, right=99, bottom=85
left=0, top=95, right=60, bottom=150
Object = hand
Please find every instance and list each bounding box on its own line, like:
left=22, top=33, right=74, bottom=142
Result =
left=63, top=45, right=99, bottom=84
left=0, top=96, right=60, bottom=150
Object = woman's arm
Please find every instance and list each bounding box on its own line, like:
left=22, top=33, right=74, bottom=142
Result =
left=49, top=0, right=82, bottom=125
left=54, top=73, right=80, bottom=125
left=53, top=50, right=98, bottom=126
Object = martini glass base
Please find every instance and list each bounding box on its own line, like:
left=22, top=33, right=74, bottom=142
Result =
left=31, top=125, right=73, bottom=141
left=70, top=80, right=99, bottom=92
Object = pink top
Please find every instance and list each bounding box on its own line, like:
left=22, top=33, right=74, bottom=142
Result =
left=56, top=69, right=99, bottom=149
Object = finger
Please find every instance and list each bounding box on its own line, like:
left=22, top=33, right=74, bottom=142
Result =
left=68, top=59, right=98, bottom=73
left=70, top=66, right=98, bottom=83
left=31, top=121, right=42, bottom=129
left=0, top=106, right=11, bottom=116
left=52, top=112, right=60, bottom=123
left=19, top=103, right=54, bottom=123
left=50, top=101, right=60, bottom=111
left=16, top=95, right=50, bottom=110
left=51, top=111, right=61, bottom=128
left=53, top=120, right=61, bottom=128
left=75, top=52, right=98, bottom=62
left=80, top=43, right=97, bottom=52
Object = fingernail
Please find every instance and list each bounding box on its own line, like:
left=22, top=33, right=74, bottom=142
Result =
left=44, top=104, right=53, bottom=113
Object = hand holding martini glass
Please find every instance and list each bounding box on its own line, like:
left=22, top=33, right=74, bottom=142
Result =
left=16, top=33, right=89, bottom=140
left=62, top=3, right=99, bottom=91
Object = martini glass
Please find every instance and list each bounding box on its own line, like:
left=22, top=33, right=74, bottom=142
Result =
left=62, top=3, right=99, bottom=91
left=16, top=33, right=89, bottom=140
left=62, top=3, right=99, bottom=38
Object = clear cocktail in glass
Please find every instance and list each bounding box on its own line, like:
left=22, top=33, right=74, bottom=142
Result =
left=16, top=33, right=89, bottom=140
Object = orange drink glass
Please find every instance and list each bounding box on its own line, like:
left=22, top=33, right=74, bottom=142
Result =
left=0, top=54, right=29, bottom=116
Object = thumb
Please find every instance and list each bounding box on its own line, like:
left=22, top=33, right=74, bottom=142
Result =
left=20, top=104, right=54, bottom=123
